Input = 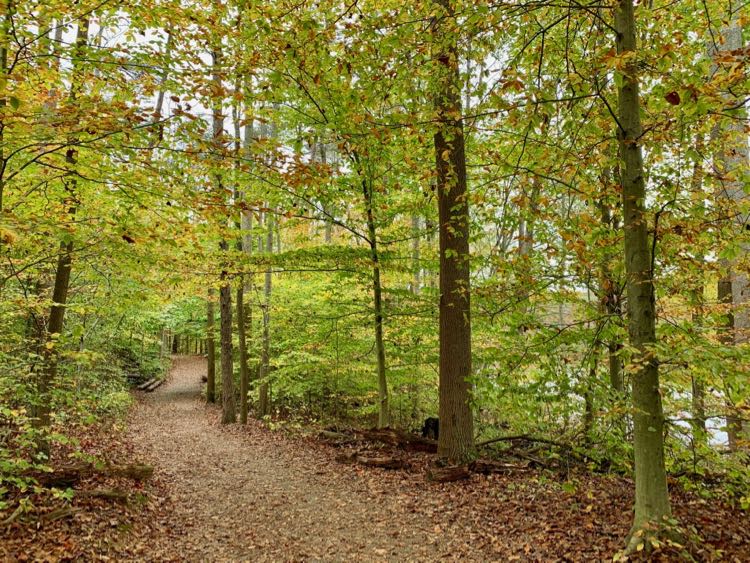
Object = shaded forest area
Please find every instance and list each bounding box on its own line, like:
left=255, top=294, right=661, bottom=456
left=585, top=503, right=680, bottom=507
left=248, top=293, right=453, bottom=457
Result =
left=1, top=0, right=749, bottom=560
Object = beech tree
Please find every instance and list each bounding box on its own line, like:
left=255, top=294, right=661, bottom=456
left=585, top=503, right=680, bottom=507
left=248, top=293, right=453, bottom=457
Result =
left=613, top=0, right=671, bottom=546
left=431, top=0, right=474, bottom=462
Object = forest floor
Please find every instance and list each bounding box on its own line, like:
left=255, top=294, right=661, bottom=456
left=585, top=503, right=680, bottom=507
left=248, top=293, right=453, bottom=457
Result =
left=2, top=355, right=749, bottom=562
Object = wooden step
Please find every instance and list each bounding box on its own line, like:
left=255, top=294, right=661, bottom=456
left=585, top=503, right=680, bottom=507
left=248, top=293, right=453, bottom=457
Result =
left=145, top=379, right=164, bottom=392
left=137, top=378, right=157, bottom=391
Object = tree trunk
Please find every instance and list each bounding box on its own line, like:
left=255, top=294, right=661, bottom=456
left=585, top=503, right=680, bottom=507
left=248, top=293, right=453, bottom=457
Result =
left=232, top=85, right=250, bottom=425
left=597, top=195, right=625, bottom=395
left=411, top=215, right=421, bottom=294
left=711, top=5, right=748, bottom=450
left=689, top=137, right=707, bottom=444
left=614, top=0, right=672, bottom=545
left=0, top=0, right=12, bottom=212
left=319, top=142, right=333, bottom=243
left=34, top=17, right=90, bottom=453
left=211, top=35, right=235, bottom=424
left=219, top=255, right=236, bottom=424
left=237, top=283, right=249, bottom=423
left=583, top=354, right=597, bottom=441
left=258, top=211, right=272, bottom=418
left=360, top=172, right=389, bottom=428
left=206, top=291, right=216, bottom=403
left=432, top=0, right=474, bottom=463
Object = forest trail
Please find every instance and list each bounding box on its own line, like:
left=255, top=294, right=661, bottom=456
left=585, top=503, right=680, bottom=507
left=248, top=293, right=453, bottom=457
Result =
left=129, top=355, right=467, bottom=562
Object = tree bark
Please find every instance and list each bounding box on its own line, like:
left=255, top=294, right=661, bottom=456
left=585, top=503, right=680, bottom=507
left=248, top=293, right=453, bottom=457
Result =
left=258, top=211, right=272, bottom=417
left=711, top=5, right=748, bottom=450
left=34, top=17, right=90, bottom=453
left=431, top=0, right=474, bottom=463
left=614, top=0, right=672, bottom=544
left=206, top=290, right=216, bottom=403
left=219, top=253, right=236, bottom=424
left=0, top=0, right=12, bottom=213
left=211, top=37, right=235, bottom=424
left=237, top=279, right=249, bottom=424
left=359, top=169, right=389, bottom=428
left=411, top=215, right=421, bottom=294
left=596, top=180, right=625, bottom=395
left=233, top=85, right=250, bottom=424
left=689, top=136, right=707, bottom=444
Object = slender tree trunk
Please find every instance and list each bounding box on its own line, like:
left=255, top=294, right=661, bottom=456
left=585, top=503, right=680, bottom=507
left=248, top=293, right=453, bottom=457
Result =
left=237, top=282, right=249, bottom=423
left=597, top=191, right=625, bottom=394
left=516, top=179, right=539, bottom=327
left=34, top=17, right=90, bottom=453
left=432, top=0, right=474, bottom=463
left=0, top=0, right=12, bottom=213
left=258, top=211, right=272, bottom=417
left=150, top=32, right=172, bottom=148
left=211, top=36, right=235, bottom=424
left=219, top=248, right=236, bottom=424
left=614, top=0, right=671, bottom=545
left=360, top=171, right=389, bottom=428
left=320, top=142, right=333, bottom=243
left=206, top=290, right=216, bottom=403
left=411, top=215, right=421, bottom=294
left=583, top=355, right=597, bottom=441
left=234, top=93, right=250, bottom=424
left=689, top=137, right=707, bottom=444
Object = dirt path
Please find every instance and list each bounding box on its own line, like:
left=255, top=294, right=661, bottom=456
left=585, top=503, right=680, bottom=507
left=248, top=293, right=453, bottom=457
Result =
left=8, top=356, right=743, bottom=561
left=129, top=356, right=463, bottom=562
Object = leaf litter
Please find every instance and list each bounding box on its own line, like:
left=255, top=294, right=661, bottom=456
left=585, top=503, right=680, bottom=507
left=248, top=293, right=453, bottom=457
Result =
left=2, top=356, right=748, bottom=562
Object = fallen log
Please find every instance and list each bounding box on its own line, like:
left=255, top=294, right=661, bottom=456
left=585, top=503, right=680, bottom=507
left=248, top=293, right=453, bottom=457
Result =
left=426, top=464, right=471, bottom=483
left=137, top=378, right=156, bottom=391
left=356, top=456, right=407, bottom=470
left=77, top=488, right=130, bottom=503
left=145, top=379, right=163, bottom=392
left=469, top=459, right=527, bottom=475
left=42, top=507, right=82, bottom=523
left=334, top=451, right=407, bottom=470
left=31, top=463, right=153, bottom=487
left=359, top=427, right=437, bottom=453
left=476, top=434, right=604, bottom=469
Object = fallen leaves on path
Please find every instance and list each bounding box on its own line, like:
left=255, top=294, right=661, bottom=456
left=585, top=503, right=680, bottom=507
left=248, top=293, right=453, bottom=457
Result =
left=3, top=356, right=748, bottom=562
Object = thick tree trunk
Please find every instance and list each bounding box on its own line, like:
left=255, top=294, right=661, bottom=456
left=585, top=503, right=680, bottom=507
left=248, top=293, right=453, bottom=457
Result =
left=206, top=291, right=216, bottom=403
left=432, top=0, right=474, bottom=463
left=614, top=0, right=671, bottom=544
